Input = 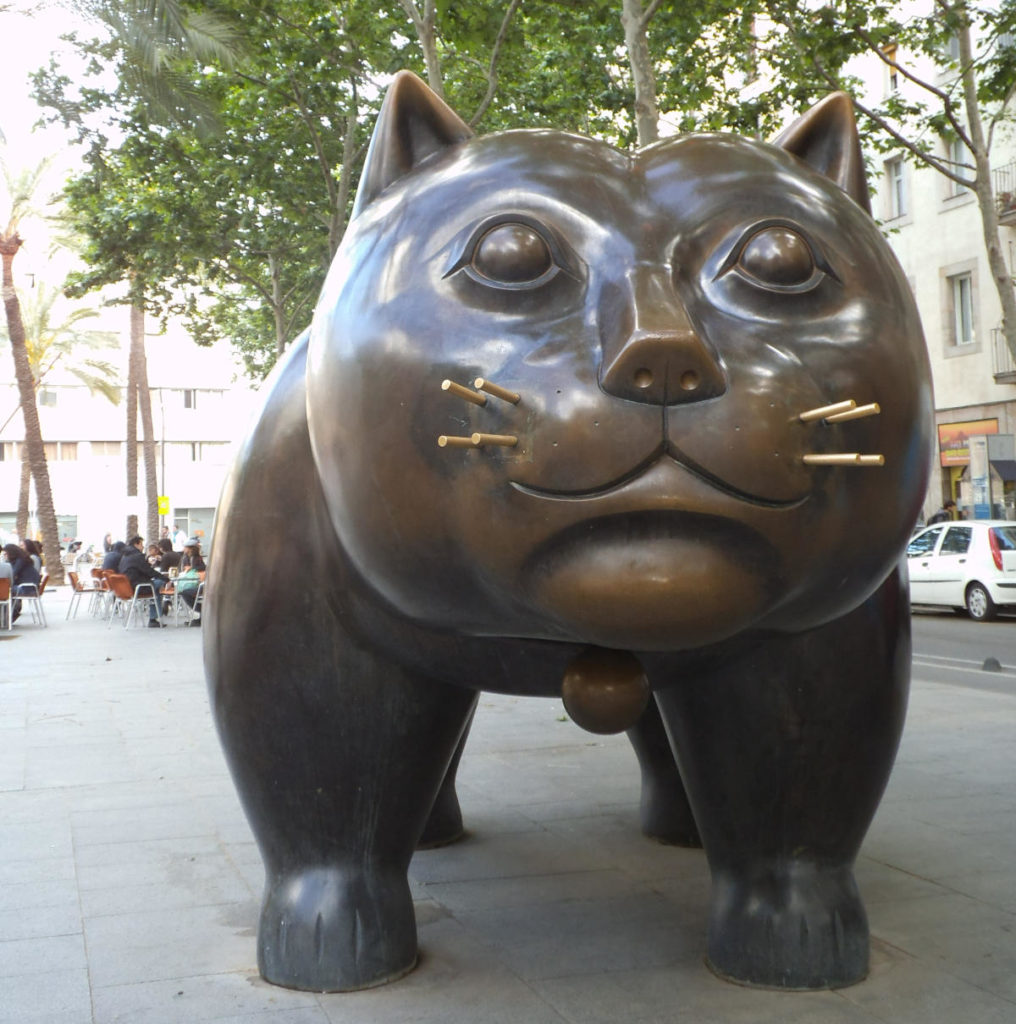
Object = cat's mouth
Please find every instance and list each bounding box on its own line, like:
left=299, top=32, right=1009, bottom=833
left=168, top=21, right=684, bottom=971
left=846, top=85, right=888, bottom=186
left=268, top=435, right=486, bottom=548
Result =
left=511, top=444, right=809, bottom=509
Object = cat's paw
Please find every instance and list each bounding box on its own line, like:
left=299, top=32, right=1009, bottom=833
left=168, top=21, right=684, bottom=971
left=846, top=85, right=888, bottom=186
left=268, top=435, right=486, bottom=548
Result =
left=258, top=865, right=417, bottom=991
left=706, top=862, right=868, bottom=989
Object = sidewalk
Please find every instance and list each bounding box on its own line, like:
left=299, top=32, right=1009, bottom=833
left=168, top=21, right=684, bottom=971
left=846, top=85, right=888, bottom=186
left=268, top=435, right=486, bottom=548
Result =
left=2, top=587, right=1015, bottom=1024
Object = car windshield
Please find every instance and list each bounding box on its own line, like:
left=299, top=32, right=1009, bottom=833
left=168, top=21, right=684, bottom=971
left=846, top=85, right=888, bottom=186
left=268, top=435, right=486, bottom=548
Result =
left=991, top=526, right=1016, bottom=550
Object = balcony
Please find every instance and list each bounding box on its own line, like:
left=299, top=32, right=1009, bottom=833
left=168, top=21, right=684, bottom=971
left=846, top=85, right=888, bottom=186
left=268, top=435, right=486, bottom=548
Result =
left=994, top=161, right=1016, bottom=225
left=991, top=327, right=1016, bottom=383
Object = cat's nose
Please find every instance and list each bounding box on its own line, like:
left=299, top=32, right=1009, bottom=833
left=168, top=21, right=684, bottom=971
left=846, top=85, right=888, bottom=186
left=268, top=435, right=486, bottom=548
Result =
left=599, top=267, right=726, bottom=405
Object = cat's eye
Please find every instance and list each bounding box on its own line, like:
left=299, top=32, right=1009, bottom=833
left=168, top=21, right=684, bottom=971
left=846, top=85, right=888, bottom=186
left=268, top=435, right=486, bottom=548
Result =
left=446, top=215, right=579, bottom=291
left=714, top=221, right=835, bottom=295
left=472, top=224, right=554, bottom=284
left=737, top=227, right=817, bottom=289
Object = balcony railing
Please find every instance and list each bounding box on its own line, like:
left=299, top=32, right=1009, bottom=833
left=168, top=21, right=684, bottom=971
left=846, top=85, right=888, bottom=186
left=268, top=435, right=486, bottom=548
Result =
left=995, top=161, right=1016, bottom=225
left=991, top=327, right=1016, bottom=382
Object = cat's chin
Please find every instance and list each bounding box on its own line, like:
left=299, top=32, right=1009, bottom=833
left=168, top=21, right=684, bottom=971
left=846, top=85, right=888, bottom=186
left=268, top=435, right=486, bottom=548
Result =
left=525, top=534, right=773, bottom=651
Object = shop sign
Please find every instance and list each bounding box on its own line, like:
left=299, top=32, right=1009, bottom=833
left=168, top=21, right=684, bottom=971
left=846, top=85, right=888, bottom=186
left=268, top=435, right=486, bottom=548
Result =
left=937, top=418, right=999, bottom=466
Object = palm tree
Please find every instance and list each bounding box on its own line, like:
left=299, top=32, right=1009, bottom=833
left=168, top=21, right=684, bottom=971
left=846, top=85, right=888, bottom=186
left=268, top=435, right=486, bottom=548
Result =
left=0, top=281, right=120, bottom=538
left=1, top=155, right=65, bottom=582
left=79, top=1, right=240, bottom=541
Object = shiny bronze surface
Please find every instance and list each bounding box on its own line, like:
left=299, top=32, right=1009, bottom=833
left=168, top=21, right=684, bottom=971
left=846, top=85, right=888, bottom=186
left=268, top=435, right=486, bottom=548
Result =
left=561, top=647, right=650, bottom=734
left=206, top=73, right=932, bottom=995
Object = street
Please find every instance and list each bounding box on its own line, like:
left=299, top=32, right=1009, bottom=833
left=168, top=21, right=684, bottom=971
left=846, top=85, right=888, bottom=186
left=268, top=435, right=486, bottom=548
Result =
left=911, top=607, right=1016, bottom=695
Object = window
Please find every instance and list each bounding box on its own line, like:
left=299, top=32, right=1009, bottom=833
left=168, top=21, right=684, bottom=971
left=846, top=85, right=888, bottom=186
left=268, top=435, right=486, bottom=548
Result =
left=950, top=272, right=975, bottom=345
left=940, top=526, right=972, bottom=555
left=41, top=442, right=78, bottom=461
left=38, top=388, right=57, bottom=407
left=946, top=33, right=961, bottom=62
left=91, top=441, right=121, bottom=457
left=183, top=389, right=197, bottom=409
left=885, top=157, right=907, bottom=219
left=908, top=527, right=943, bottom=557
left=883, top=43, right=899, bottom=91
left=946, top=136, right=969, bottom=196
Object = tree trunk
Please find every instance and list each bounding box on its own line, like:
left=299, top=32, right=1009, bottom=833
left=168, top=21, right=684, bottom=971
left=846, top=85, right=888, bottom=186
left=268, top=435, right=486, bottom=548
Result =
left=401, top=0, right=443, bottom=97
left=133, top=301, right=160, bottom=543
left=956, top=20, right=1016, bottom=362
left=126, top=300, right=140, bottom=540
left=1, top=236, right=64, bottom=584
left=268, top=252, right=287, bottom=357
left=621, top=0, right=660, bottom=147
left=16, top=455, right=29, bottom=540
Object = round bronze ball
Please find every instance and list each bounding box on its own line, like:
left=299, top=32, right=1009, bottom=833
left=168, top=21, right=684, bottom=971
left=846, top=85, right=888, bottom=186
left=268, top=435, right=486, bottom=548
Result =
left=561, top=647, right=650, bottom=735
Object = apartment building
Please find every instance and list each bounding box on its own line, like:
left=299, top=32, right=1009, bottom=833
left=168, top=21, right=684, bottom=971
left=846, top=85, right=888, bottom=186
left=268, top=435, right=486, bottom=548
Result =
left=861, top=19, right=1016, bottom=520
left=0, top=329, right=258, bottom=551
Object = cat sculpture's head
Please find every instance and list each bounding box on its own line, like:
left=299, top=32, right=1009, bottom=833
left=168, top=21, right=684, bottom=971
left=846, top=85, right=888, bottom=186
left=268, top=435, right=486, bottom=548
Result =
left=307, top=72, right=933, bottom=652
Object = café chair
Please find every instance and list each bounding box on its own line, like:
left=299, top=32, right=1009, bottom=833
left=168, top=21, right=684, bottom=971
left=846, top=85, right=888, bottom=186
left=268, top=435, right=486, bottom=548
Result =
left=105, top=573, right=160, bottom=629
left=15, top=574, right=48, bottom=628
left=0, top=577, right=11, bottom=631
left=66, top=570, right=102, bottom=620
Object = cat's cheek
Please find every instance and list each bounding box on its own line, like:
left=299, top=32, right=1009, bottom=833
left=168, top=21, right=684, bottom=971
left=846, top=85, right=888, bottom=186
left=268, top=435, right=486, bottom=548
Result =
left=524, top=539, right=772, bottom=651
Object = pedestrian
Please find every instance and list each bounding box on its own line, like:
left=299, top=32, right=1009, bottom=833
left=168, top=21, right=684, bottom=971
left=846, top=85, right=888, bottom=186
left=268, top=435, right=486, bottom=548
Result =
left=928, top=499, right=956, bottom=524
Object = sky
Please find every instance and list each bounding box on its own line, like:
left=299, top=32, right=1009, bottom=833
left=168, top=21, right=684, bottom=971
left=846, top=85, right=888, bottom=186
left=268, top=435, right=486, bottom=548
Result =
left=1, top=2, right=88, bottom=161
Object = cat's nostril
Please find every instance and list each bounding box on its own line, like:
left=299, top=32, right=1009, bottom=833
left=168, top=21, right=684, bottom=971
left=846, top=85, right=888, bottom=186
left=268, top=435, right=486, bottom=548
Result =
left=633, top=368, right=654, bottom=389
left=680, top=371, right=699, bottom=391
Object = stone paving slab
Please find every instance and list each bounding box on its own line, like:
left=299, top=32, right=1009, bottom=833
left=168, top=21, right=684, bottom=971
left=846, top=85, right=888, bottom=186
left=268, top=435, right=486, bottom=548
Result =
left=1, top=587, right=1015, bottom=1023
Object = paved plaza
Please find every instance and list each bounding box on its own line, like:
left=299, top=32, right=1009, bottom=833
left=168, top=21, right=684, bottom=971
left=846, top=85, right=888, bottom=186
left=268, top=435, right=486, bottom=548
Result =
left=2, top=586, right=1015, bottom=1023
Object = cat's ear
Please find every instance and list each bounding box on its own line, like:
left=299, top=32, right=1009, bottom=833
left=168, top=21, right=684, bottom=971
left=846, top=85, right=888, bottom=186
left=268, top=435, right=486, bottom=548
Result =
left=352, top=71, right=473, bottom=217
left=772, top=92, right=871, bottom=214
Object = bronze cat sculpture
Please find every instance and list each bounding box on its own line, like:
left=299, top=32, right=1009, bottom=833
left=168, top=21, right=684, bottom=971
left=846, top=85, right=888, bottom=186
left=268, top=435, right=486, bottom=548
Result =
left=205, top=72, right=933, bottom=993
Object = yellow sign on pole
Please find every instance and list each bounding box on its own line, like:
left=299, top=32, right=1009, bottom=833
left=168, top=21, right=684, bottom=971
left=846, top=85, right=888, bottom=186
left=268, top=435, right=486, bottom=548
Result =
left=157, top=495, right=170, bottom=515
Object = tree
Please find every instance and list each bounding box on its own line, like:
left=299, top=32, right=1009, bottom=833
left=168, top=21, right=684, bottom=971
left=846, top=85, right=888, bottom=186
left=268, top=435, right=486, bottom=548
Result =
left=750, top=0, right=1016, bottom=360
left=0, top=281, right=120, bottom=535
left=0, top=156, right=65, bottom=582
left=34, top=0, right=764, bottom=379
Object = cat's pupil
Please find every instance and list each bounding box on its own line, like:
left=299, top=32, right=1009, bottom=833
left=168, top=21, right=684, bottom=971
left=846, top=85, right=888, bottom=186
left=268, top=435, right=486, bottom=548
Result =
left=738, top=226, right=814, bottom=287
left=472, top=223, right=553, bottom=283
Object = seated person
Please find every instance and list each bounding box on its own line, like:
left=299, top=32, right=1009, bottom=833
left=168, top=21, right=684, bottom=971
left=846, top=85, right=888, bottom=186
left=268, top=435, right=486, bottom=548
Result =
left=0, top=551, right=13, bottom=628
left=118, top=535, right=170, bottom=628
left=2, top=543, right=42, bottom=624
left=102, top=541, right=127, bottom=570
left=156, top=538, right=182, bottom=573
left=175, top=538, right=206, bottom=626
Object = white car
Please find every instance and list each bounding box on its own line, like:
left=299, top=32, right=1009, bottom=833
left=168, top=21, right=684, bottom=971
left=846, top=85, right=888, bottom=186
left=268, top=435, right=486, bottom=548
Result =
left=907, top=520, right=1016, bottom=621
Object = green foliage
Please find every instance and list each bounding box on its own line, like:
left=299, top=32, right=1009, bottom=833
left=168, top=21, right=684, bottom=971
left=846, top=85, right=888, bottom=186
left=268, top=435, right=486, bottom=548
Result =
left=40, top=0, right=1011, bottom=379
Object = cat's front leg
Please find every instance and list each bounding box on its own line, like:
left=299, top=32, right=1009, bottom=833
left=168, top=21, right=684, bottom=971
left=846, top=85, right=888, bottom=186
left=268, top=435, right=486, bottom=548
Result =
left=654, top=569, right=909, bottom=988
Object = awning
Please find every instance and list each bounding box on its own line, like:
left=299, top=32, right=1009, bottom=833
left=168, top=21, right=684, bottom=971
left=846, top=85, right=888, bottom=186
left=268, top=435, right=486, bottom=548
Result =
left=990, top=459, right=1016, bottom=480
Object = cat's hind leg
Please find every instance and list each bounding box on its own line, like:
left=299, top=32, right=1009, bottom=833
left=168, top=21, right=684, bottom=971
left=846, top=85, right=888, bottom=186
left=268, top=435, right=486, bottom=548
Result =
left=655, top=570, right=909, bottom=988
left=626, top=698, right=701, bottom=846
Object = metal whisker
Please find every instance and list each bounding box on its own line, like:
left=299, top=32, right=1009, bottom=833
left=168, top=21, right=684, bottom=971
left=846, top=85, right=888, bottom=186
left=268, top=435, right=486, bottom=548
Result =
left=474, top=377, right=521, bottom=404
left=824, top=402, right=880, bottom=423
left=799, top=400, right=856, bottom=422
left=471, top=433, right=518, bottom=448
left=803, top=453, right=885, bottom=467
left=439, top=375, right=522, bottom=451
left=441, top=379, right=487, bottom=406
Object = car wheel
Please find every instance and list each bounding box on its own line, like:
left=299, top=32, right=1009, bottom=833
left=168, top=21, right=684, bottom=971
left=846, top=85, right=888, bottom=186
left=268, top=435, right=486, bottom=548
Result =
left=965, top=582, right=997, bottom=622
